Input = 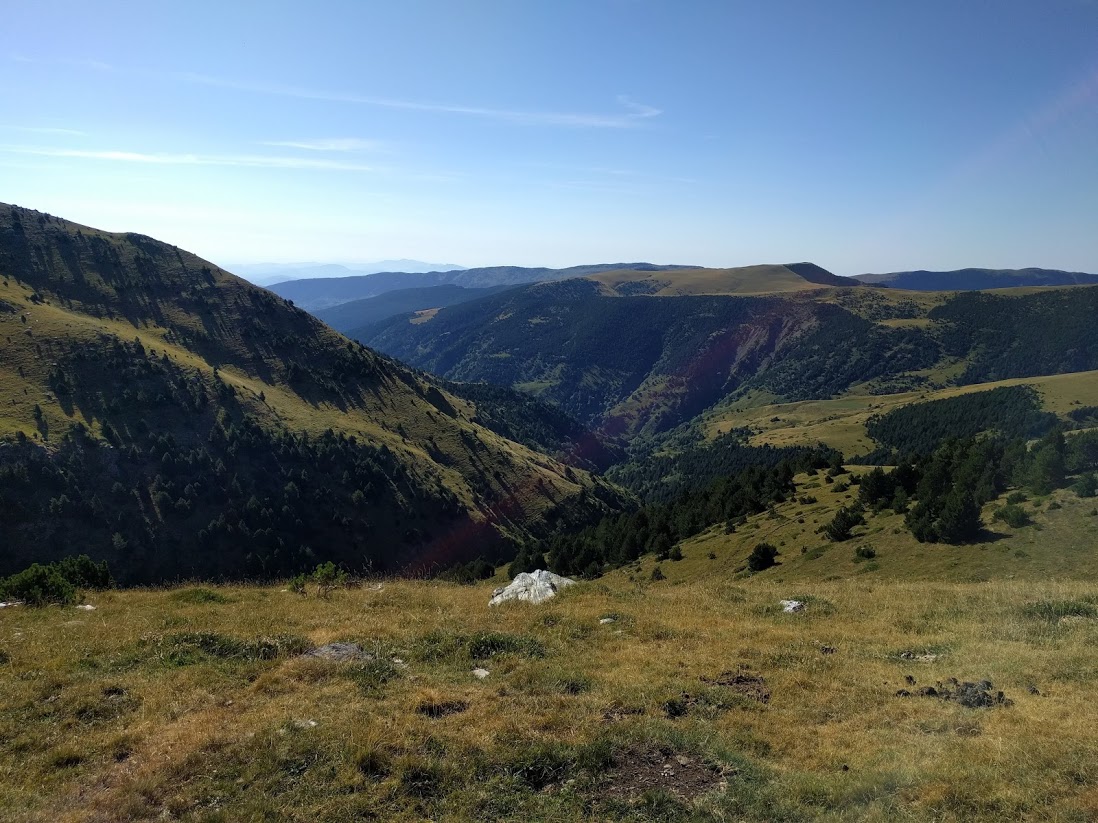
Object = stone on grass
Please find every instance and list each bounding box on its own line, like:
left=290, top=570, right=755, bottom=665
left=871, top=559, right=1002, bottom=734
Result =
left=472, top=667, right=490, bottom=679
left=780, top=600, right=805, bottom=613
left=75, top=604, right=97, bottom=611
left=600, top=617, right=616, bottom=625
left=302, top=642, right=372, bottom=662
left=489, top=570, right=576, bottom=606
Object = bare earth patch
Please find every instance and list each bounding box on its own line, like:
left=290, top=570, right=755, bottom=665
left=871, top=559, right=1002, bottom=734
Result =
left=600, top=745, right=727, bottom=803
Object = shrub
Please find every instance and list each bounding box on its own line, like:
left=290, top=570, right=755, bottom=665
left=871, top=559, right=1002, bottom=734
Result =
left=993, top=504, right=1031, bottom=529
left=824, top=506, right=865, bottom=542
left=1006, top=491, right=1028, bottom=505
left=650, top=566, right=666, bottom=581
left=0, top=564, right=76, bottom=606
left=747, top=543, right=778, bottom=572
left=669, top=544, right=684, bottom=561
left=1073, top=473, right=1097, bottom=499
left=854, top=546, right=876, bottom=561
left=54, top=555, right=112, bottom=589
left=312, top=561, right=348, bottom=598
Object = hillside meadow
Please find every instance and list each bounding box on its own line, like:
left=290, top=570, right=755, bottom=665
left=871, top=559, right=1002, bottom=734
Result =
left=2, top=559, right=1097, bottom=821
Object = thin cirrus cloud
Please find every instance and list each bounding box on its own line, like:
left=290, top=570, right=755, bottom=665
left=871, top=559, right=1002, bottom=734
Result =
left=259, top=137, right=385, bottom=152
left=179, top=72, right=663, bottom=129
left=0, top=125, right=86, bottom=136
left=0, top=145, right=379, bottom=172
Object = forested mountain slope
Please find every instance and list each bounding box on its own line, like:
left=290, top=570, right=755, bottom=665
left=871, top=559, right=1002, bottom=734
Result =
left=315, top=284, right=514, bottom=334
left=362, top=275, right=1098, bottom=441
left=361, top=279, right=936, bottom=437
left=0, top=204, right=625, bottom=582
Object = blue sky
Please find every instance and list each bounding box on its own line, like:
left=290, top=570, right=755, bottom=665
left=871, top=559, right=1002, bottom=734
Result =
left=2, top=0, right=1096, bottom=274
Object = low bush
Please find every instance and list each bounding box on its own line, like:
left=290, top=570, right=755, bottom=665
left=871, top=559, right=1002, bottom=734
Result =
left=994, top=504, right=1031, bottom=529
left=747, top=543, right=778, bottom=572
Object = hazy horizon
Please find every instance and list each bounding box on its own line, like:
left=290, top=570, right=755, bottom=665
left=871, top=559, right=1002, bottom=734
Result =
left=3, top=1, right=1096, bottom=276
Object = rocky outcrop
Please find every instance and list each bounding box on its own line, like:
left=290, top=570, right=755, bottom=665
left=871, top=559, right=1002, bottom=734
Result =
left=489, top=570, right=576, bottom=606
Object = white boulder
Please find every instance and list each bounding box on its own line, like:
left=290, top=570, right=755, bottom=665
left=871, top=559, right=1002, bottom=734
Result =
left=489, top=569, right=576, bottom=606
left=780, top=599, right=806, bottom=613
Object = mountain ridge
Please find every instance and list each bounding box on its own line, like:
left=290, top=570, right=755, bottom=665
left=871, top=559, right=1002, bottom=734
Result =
left=855, top=266, right=1098, bottom=290
left=267, top=262, right=696, bottom=310
left=0, top=203, right=625, bottom=582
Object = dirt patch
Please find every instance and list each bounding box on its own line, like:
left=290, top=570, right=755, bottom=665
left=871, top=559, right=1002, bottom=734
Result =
left=700, top=669, right=771, bottom=704
left=600, top=745, right=727, bottom=803
left=895, top=677, right=1013, bottom=708
left=416, top=699, right=468, bottom=718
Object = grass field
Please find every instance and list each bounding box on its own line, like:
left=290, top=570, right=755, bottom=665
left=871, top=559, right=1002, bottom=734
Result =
left=3, top=562, right=1097, bottom=822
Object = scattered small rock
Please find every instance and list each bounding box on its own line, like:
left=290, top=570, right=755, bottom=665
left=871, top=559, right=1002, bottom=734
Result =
left=780, top=600, right=805, bottom=613
left=894, top=677, right=1013, bottom=708
left=1027, top=684, right=1042, bottom=695
left=820, top=645, right=836, bottom=655
left=0, top=601, right=24, bottom=609
left=75, top=604, right=97, bottom=611
left=904, top=675, right=916, bottom=685
left=599, top=617, right=616, bottom=625
left=899, top=650, right=940, bottom=663
left=302, top=642, right=373, bottom=662
left=472, top=667, right=490, bottom=680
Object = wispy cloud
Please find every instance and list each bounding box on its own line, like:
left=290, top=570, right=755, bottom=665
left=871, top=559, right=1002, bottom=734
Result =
left=259, top=137, right=384, bottom=152
left=0, top=125, right=86, bottom=136
left=0, top=145, right=378, bottom=172
left=180, top=73, right=662, bottom=129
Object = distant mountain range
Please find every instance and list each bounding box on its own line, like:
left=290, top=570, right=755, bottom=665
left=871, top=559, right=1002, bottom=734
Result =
left=267, top=263, right=696, bottom=311
left=855, top=267, right=1098, bottom=290
left=360, top=269, right=1098, bottom=439
left=315, top=284, right=516, bottom=336
left=231, top=260, right=466, bottom=287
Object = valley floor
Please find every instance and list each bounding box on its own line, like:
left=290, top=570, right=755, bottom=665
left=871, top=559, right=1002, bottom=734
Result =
left=2, top=572, right=1097, bottom=821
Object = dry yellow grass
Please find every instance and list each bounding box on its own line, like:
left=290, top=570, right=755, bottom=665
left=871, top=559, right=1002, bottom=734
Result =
left=2, top=566, right=1097, bottom=821
left=586, top=265, right=826, bottom=297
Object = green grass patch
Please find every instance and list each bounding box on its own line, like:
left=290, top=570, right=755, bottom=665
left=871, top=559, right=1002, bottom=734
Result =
left=170, top=587, right=231, bottom=605
left=414, top=630, right=546, bottom=665
left=149, top=632, right=311, bottom=666
left=1022, top=599, right=1098, bottom=622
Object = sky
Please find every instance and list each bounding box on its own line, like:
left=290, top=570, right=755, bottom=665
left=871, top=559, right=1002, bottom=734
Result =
left=1, top=0, right=1097, bottom=275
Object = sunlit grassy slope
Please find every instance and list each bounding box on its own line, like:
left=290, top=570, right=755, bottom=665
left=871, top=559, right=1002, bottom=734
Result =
left=0, top=205, right=623, bottom=577
left=3, top=569, right=1097, bottom=822
left=587, top=264, right=835, bottom=296
left=703, top=370, right=1098, bottom=457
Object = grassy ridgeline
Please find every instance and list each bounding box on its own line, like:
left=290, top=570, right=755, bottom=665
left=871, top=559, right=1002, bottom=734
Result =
left=1, top=574, right=1097, bottom=821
